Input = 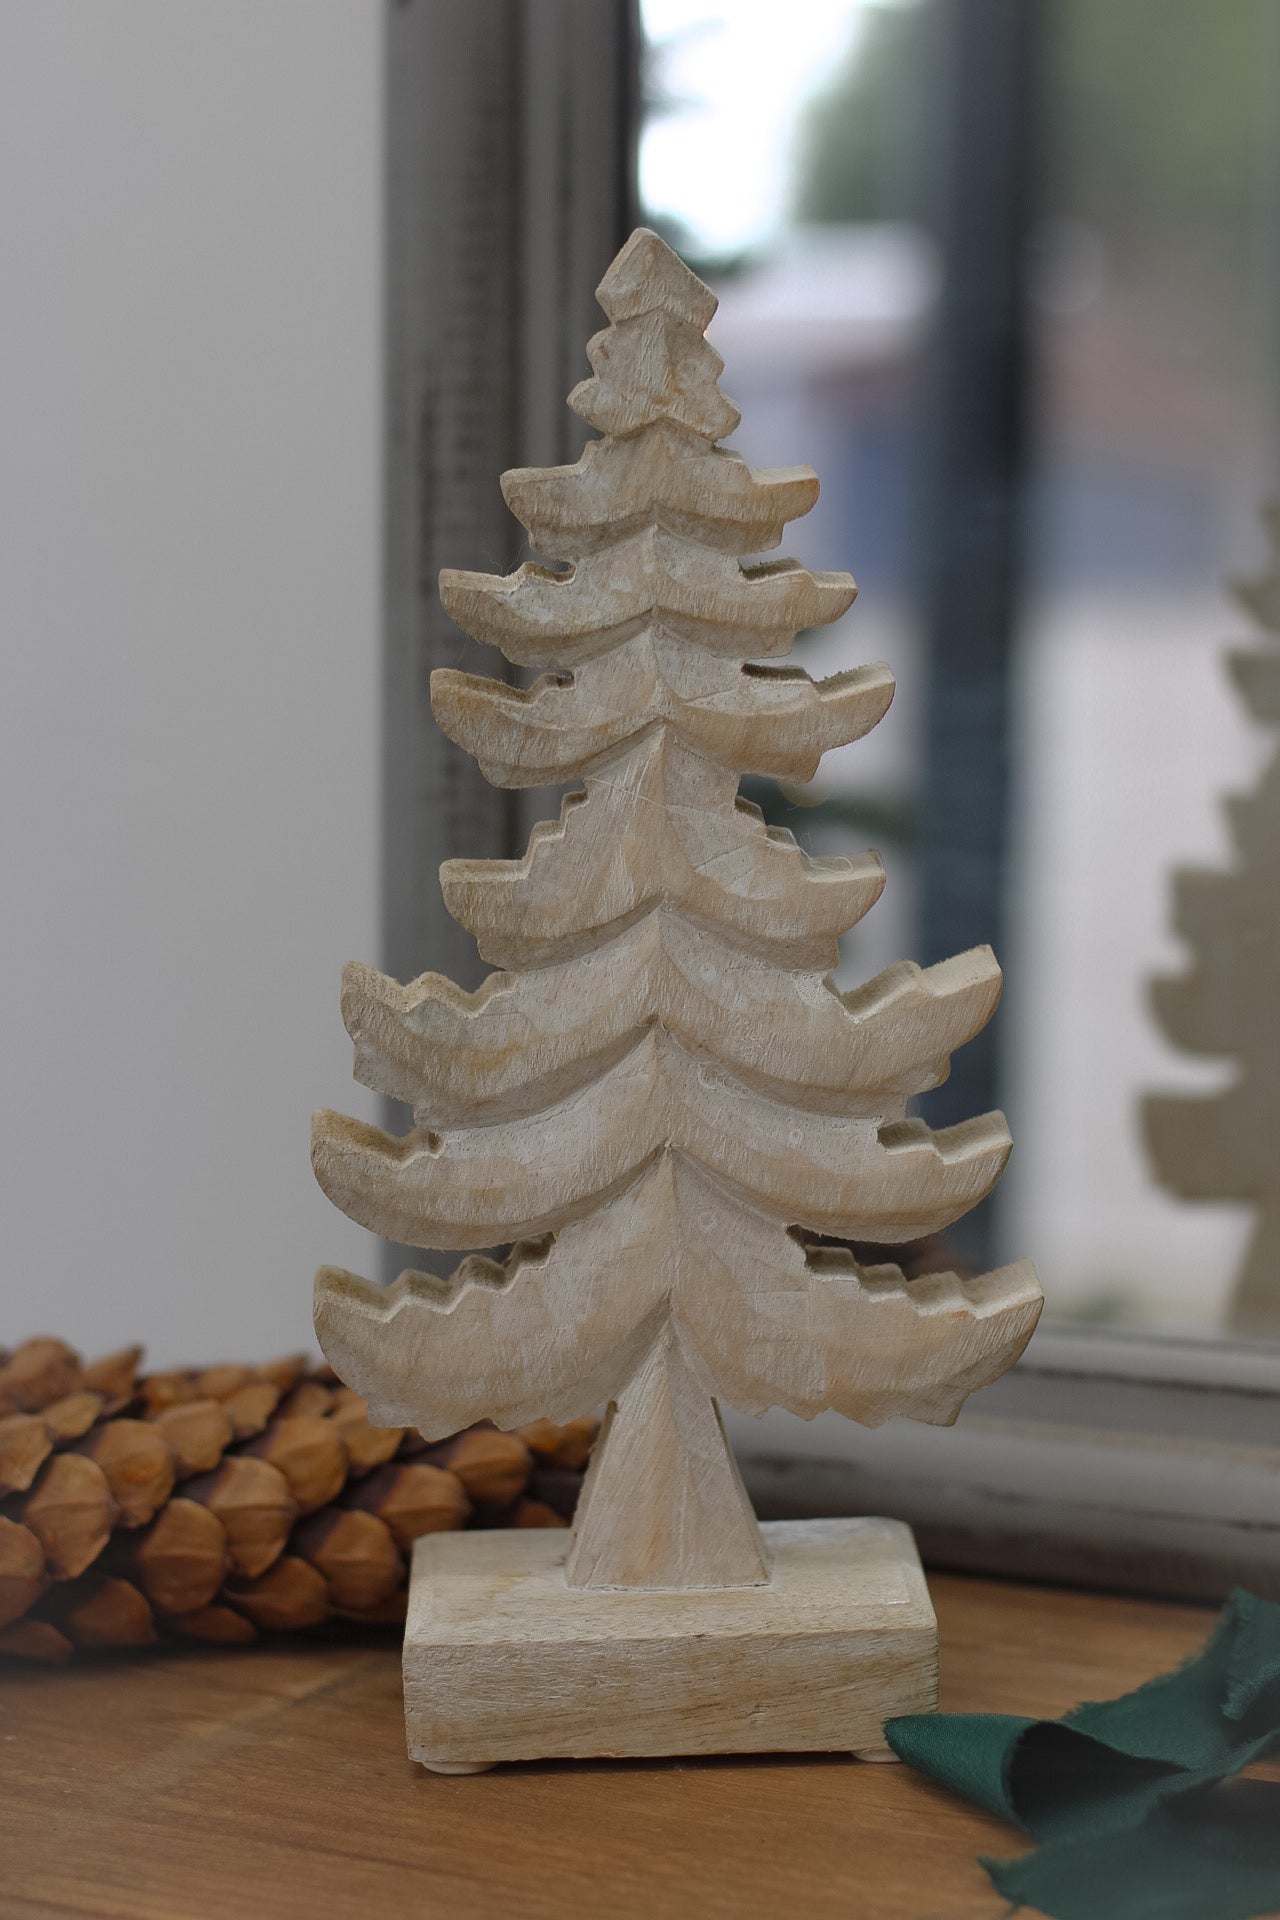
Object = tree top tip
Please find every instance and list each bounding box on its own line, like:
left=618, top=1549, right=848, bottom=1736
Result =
left=597, top=228, right=718, bottom=330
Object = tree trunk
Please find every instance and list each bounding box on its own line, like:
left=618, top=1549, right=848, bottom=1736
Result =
left=564, top=1320, right=768, bottom=1591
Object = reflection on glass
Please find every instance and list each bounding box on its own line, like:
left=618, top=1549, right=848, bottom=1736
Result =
left=640, top=0, right=930, bottom=991
left=640, top=0, right=1280, bottom=1336
left=1005, top=0, right=1280, bottom=1333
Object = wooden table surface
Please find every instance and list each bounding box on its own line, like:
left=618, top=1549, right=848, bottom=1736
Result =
left=0, top=1573, right=1252, bottom=1920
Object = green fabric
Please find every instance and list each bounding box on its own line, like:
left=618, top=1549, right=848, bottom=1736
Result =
left=885, top=1588, right=1280, bottom=1920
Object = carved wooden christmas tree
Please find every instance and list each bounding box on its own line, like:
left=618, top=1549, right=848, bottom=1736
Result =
left=312, top=230, right=1041, bottom=1769
left=1145, top=504, right=1280, bottom=1337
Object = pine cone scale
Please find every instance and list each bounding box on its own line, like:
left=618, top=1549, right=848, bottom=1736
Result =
left=0, top=1336, right=594, bottom=1655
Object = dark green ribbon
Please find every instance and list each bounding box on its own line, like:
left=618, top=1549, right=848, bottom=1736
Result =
left=885, top=1588, right=1280, bottom=1920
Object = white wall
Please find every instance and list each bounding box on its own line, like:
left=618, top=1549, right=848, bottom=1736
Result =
left=0, top=1, right=382, bottom=1364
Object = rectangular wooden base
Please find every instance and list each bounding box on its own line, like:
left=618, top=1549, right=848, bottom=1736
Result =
left=403, top=1516, right=938, bottom=1770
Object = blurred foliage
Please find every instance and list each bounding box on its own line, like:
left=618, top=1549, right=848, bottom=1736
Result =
left=740, top=774, right=921, bottom=850
left=794, top=0, right=1276, bottom=242
left=639, top=19, right=758, bottom=281
left=1052, top=1283, right=1149, bottom=1326
left=641, top=207, right=751, bottom=285
left=1048, top=0, right=1275, bottom=242
left=793, top=2, right=928, bottom=226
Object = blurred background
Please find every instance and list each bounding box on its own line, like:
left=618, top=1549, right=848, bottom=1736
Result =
left=640, top=0, right=1280, bottom=1332
left=3, top=0, right=1279, bottom=1359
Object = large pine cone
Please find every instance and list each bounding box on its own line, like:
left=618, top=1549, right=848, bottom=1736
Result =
left=0, top=1338, right=594, bottom=1661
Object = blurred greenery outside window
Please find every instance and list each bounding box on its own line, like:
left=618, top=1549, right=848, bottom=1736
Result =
left=638, top=0, right=1280, bottom=1334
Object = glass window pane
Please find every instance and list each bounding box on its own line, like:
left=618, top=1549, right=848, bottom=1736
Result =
left=639, top=0, right=1280, bottom=1337
left=1004, top=0, right=1280, bottom=1331
left=640, top=0, right=931, bottom=990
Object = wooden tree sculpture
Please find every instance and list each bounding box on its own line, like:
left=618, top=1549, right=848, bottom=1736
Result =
left=312, top=230, right=1042, bottom=1770
left=1145, top=504, right=1280, bottom=1337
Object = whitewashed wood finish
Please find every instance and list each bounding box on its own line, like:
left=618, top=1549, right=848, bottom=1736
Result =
left=564, top=1318, right=769, bottom=1590
left=313, top=229, right=1041, bottom=1605
left=316, top=1156, right=1040, bottom=1438
left=1145, top=503, right=1280, bottom=1336
left=403, top=1518, right=937, bottom=1770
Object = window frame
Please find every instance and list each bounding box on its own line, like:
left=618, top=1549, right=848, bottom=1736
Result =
left=384, top=0, right=1280, bottom=1601
left=732, top=1325, right=1280, bottom=1603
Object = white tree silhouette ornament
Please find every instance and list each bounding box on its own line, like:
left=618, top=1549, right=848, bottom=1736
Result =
left=312, top=229, right=1042, bottom=1771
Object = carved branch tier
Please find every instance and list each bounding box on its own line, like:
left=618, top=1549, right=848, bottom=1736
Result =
left=313, top=230, right=1042, bottom=1592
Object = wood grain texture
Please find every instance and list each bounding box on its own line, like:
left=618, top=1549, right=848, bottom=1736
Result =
left=563, top=1321, right=768, bottom=1590
left=1145, top=502, right=1280, bottom=1334
left=312, top=229, right=1040, bottom=1611
left=405, top=1518, right=936, bottom=1768
left=3, top=1576, right=1270, bottom=1920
